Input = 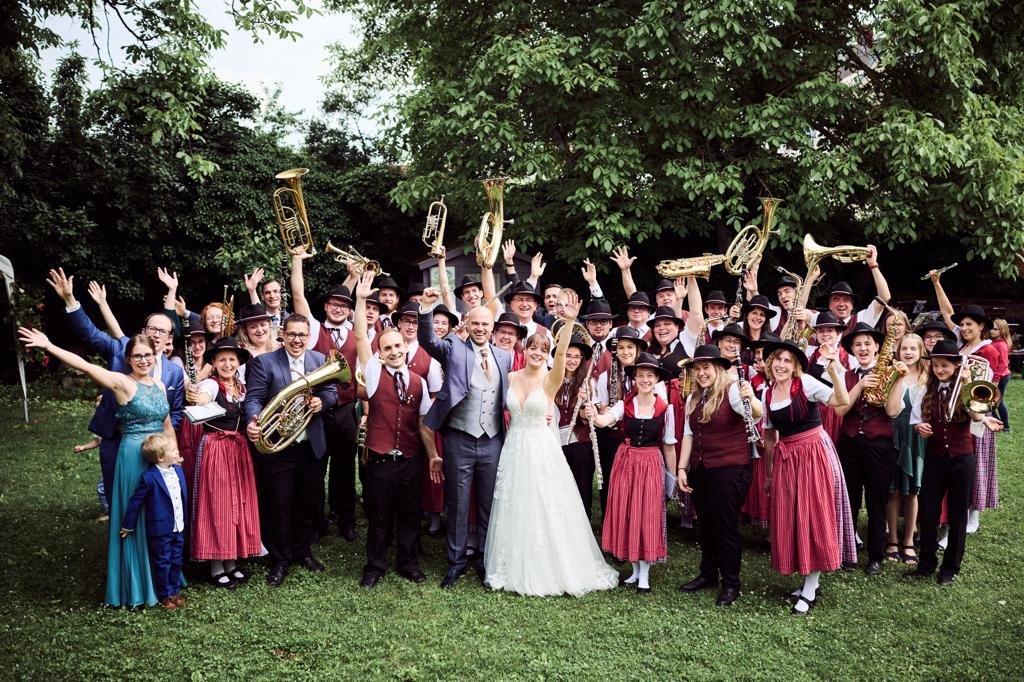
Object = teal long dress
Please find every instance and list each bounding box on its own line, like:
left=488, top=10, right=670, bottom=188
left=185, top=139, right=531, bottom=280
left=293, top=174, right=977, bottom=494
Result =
left=892, top=384, right=927, bottom=496
left=105, top=382, right=169, bottom=607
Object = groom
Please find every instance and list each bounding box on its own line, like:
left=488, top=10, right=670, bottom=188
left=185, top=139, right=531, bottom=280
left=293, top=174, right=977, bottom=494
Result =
left=418, top=287, right=511, bottom=588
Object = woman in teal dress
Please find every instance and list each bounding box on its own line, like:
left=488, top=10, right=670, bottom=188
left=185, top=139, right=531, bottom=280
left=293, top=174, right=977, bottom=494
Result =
left=19, top=328, right=176, bottom=607
left=884, top=333, right=928, bottom=565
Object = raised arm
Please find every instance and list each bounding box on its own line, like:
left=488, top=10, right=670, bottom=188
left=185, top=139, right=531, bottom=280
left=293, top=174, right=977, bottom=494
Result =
left=684, top=276, right=703, bottom=337
left=353, top=272, right=376, bottom=367
left=244, top=268, right=265, bottom=305
left=481, top=263, right=500, bottom=317
left=436, top=247, right=457, bottom=311
left=87, top=281, right=124, bottom=339
left=580, top=258, right=605, bottom=302
left=821, top=345, right=850, bottom=408
left=18, top=327, right=134, bottom=401
left=865, top=245, right=891, bottom=317
left=543, top=291, right=580, bottom=399
left=289, top=249, right=315, bottom=318
left=417, top=287, right=450, bottom=364
left=49, top=268, right=123, bottom=361
left=156, top=267, right=184, bottom=336
left=929, top=271, right=955, bottom=330
left=610, top=246, right=637, bottom=297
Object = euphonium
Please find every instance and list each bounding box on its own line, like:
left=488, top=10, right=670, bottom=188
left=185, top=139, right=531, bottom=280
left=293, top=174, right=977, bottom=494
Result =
left=724, top=197, right=781, bottom=276
left=476, top=177, right=513, bottom=268
left=324, top=242, right=388, bottom=278
left=656, top=253, right=726, bottom=279
left=272, top=168, right=315, bottom=255
left=423, top=196, right=448, bottom=258
left=863, top=297, right=903, bottom=406
left=552, top=318, right=594, bottom=347
left=948, top=355, right=996, bottom=418
left=253, top=355, right=352, bottom=455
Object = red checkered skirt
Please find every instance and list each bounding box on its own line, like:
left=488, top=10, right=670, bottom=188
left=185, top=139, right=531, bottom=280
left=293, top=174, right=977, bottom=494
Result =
left=601, top=443, right=667, bottom=562
left=770, top=426, right=840, bottom=575
left=191, top=431, right=262, bottom=561
left=176, top=419, right=203, bottom=495
left=421, top=431, right=445, bottom=514
left=971, top=428, right=999, bottom=510
left=819, top=403, right=842, bottom=445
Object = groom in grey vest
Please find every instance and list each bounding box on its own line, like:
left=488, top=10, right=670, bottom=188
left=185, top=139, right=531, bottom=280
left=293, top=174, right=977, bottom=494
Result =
left=418, top=287, right=511, bottom=588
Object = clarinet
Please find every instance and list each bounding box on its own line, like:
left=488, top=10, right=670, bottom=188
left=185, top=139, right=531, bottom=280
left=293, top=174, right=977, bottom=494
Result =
left=734, top=360, right=762, bottom=455
left=181, top=316, right=198, bottom=389
left=724, top=262, right=747, bottom=326
left=585, top=379, right=602, bottom=490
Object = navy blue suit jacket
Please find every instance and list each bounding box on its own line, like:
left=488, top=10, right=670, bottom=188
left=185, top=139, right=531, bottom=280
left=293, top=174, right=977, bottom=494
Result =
left=122, top=464, right=188, bottom=537
left=66, top=306, right=184, bottom=439
left=243, top=348, right=338, bottom=458
left=417, top=310, right=511, bottom=433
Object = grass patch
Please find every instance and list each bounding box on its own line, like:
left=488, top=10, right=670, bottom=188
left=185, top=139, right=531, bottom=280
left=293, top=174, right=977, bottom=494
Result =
left=0, top=385, right=1022, bottom=679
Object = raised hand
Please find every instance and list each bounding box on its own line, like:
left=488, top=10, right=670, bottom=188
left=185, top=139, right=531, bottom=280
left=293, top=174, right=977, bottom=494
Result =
left=866, top=244, right=879, bottom=268
left=502, top=239, right=516, bottom=265
left=530, top=252, right=547, bottom=279
left=674, top=277, right=687, bottom=298
left=175, top=296, right=187, bottom=317
left=893, top=360, right=908, bottom=376
left=354, top=271, right=377, bottom=299
left=420, top=286, right=440, bottom=308
left=291, top=245, right=315, bottom=263
left=18, top=326, right=50, bottom=350
left=610, top=245, right=635, bottom=271
left=244, top=267, right=265, bottom=293
left=156, top=267, right=178, bottom=291
left=87, top=281, right=108, bottom=305
left=561, top=289, right=581, bottom=320
left=46, top=268, right=75, bottom=305
left=580, top=258, right=597, bottom=285
left=818, top=342, right=837, bottom=362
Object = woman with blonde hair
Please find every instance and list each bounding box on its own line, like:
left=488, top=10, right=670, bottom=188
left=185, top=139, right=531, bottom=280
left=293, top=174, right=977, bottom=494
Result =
left=990, top=318, right=1013, bottom=433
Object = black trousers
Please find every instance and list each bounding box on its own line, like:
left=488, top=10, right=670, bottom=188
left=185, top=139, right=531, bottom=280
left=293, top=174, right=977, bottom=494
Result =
left=691, top=464, right=752, bottom=589
left=596, top=427, right=623, bottom=515
left=362, top=451, right=423, bottom=577
left=838, top=434, right=898, bottom=562
left=918, top=451, right=976, bottom=578
left=562, top=441, right=596, bottom=520
left=254, top=440, right=319, bottom=566
left=320, top=402, right=358, bottom=531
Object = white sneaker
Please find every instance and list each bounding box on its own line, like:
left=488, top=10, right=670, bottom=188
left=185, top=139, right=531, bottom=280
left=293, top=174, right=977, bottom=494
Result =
left=966, top=509, right=980, bottom=534
left=938, top=530, right=949, bottom=551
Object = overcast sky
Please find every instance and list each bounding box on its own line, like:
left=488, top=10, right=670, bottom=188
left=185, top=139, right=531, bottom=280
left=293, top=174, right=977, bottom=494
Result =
left=39, top=0, right=362, bottom=125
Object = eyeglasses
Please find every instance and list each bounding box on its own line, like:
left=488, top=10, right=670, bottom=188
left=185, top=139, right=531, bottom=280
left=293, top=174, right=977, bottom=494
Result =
left=284, top=332, right=309, bottom=340
left=130, top=353, right=155, bottom=362
left=326, top=302, right=349, bottom=310
left=144, top=327, right=172, bottom=337
left=398, top=318, right=417, bottom=325
left=564, top=353, right=583, bottom=360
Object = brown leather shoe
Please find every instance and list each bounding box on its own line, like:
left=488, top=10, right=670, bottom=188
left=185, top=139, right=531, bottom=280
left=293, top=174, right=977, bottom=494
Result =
left=159, top=597, right=177, bottom=611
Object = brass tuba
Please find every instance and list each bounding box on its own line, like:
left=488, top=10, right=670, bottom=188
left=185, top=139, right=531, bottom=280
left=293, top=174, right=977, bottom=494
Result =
left=724, top=196, right=781, bottom=276
left=324, top=242, right=388, bottom=278
left=656, top=253, right=726, bottom=279
left=476, top=177, right=513, bottom=268
left=272, top=168, right=315, bottom=255
left=253, top=355, right=352, bottom=455
left=802, top=234, right=871, bottom=269
left=423, top=196, right=448, bottom=258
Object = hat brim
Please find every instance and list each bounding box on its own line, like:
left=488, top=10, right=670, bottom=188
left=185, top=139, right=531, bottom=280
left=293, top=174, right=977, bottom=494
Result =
left=741, top=304, right=778, bottom=320
left=608, top=335, right=649, bottom=353
left=504, top=291, right=544, bottom=305
left=581, top=312, right=614, bottom=321
left=950, top=311, right=992, bottom=328
left=203, top=346, right=251, bottom=366
left=236, top=314, right=273, bottom=326
left=827, top=290, right=861, bottom=305
left=624, top=362, right=669, bottom=381
left=432, top=309, right=460, bottom=328
left=840, top=329, right=885, bottom=353
left=914, top=324, right=956, bottom=341
left=649, top=314, right=685, bottom=328
left=763, top=342, right=810, bottom=372
left=495, top=321, right=528, bottom=340
left=928, top=351, right=963, bottom=362
left=453, top=282, right=483, bottom=298
left=712, top=329, right=752, bottom=348
left=689, top=356, right=733, bottom=371
left=556, top=340, right=593, bottom=361
left=625, top=301, right=656, bottom=312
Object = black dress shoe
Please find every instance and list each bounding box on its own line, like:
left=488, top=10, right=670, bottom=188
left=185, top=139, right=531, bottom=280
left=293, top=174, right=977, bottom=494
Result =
left=474, top=561, right=487, bottom=584
left=841, top=561, right=859, bottom=571
left=340, top=526, right=357, bottom=542
left=716, top=587, right=740, bottom=607
left=211, top=571, right=237, bottom=590
left=865, top=560, right=883, bottom=576
left=266, top=563, right=288, bottom=587
left=359, top=573, right=383, bottom=588
left=397, top=568, right=426, bottom=584
left=636, top=585, right=651, bottom=594
left=298, top=555, right=325, bottom=572
left=903, top=567, right=934, bottom=580
left=679, top=575, right=718, bottom=592
left=440, top=566, right=465, bottom=589
left=936, top=572, right=956, bottom=586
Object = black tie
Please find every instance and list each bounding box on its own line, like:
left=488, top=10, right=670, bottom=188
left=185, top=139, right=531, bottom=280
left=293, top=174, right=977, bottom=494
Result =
left=394, top=370, right=407, bottom=403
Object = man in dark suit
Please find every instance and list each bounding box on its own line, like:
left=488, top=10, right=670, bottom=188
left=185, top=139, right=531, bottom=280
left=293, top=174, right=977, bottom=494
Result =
left=47, top=268, right=184, bottom=501
left=245, top=313, right=338, bottom=586
left=418, top=287, right=512, bottom=588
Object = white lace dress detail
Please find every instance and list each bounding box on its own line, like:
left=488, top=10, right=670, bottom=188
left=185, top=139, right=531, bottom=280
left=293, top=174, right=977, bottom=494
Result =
left=484, top=387, right=619, bottom=596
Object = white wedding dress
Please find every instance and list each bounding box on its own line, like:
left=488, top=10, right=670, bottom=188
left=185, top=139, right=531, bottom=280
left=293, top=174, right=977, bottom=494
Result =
left=484, top=386, right=619, bottom=597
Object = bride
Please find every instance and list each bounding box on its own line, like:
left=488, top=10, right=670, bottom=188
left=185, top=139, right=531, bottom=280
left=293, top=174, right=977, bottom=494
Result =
left=484, top=290, right=619, bottom=597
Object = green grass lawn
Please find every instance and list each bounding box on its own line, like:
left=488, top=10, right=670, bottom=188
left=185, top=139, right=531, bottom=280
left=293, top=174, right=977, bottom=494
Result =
left=0, top=385, right=1022, bottom=680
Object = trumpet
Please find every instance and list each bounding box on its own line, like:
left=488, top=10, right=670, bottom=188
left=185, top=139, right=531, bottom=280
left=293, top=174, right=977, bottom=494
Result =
left=921, top=263, right=958, bottom=280
left=656, top=253, right=726, bottom=279
left=724, top=197, right=781, bottom=276
left=423, top=196, right=447, bottom=258
left=476, top=177, right=513, bottom=268
left=272, top=167, right=315, bottom=255
left=324, top=242, right=388, bottom=278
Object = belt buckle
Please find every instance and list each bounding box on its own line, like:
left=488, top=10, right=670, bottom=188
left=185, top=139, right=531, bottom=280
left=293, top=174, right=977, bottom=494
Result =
left=387, top=449, right=403, bottom=460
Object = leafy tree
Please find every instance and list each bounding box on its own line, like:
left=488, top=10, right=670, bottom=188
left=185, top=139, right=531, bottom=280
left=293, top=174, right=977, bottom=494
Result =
left=326, top=0, right=1024, bottom=279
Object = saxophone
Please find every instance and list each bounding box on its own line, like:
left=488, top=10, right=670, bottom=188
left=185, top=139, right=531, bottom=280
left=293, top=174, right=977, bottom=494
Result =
left=863, top=297, right=902, bottom=406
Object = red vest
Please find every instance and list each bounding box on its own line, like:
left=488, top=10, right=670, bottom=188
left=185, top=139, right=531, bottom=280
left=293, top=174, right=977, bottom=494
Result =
left=406, top=345, right=432, bottom=380
left=366, top=369, right=423, bottom=457
left=556, top=394, right=590, bottom=443
left=926, top=418, right=974, bottom=457
left=688, top=392, right=750, bottom=469
left=840, top=370, right=894, bottom=440
left=313, top=324, right=358, bottom=404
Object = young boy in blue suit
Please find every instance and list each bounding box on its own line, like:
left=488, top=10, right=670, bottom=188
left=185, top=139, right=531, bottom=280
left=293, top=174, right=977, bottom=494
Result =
left=121, top=434, right=188, bottom=610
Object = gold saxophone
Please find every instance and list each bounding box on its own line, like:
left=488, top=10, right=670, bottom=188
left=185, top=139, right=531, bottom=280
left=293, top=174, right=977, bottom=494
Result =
left=253, top=355, right=351, bottom=455
left=656, top=253, right=726, bottom=279
left=272, top=168, right=315, bottom=255
left=476, top=178, right=513, bottom=268
left=863, top=297, right=902, bottom=406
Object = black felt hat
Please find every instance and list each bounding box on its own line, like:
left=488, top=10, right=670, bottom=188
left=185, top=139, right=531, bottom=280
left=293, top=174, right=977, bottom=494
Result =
left=950, top=304, right=992, bottom=329
left=399, top=282, right=426, bottom=305
left=453, top=275, right=483, bottom=299
left=649, top=306, right=684, bottom=328
left=624, top=291, right=655, bottom=312
left=324, top=285, right=353, bottom=305
left=624, top=352, right=669, bottom=380
left=712, top=323, right=751, bottom=349
left=840, top=322, right=885, bottom=353
left=581, top=298, right=614, bottom=321
left=607, top=325, right=649, bottom=352
left=690, top=344, right=733, bottom=370
left=494, top=312, right=527, bottom=339
left=203, top=337, right=251, bottom=366
left=236, top=303, right=272, bottom=326
left=929, top=339, right=963, bottom=361
left=503, top=281, right=544, bottom=305
left=915, top=319, right=956, bottom=341
left=813, top=311, right=844, bottom=329
left=432, top=304, right=459, bottom=329
left=741, top=295, right=778, bottom=320
left=763, top=339, right=810, bottom=372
